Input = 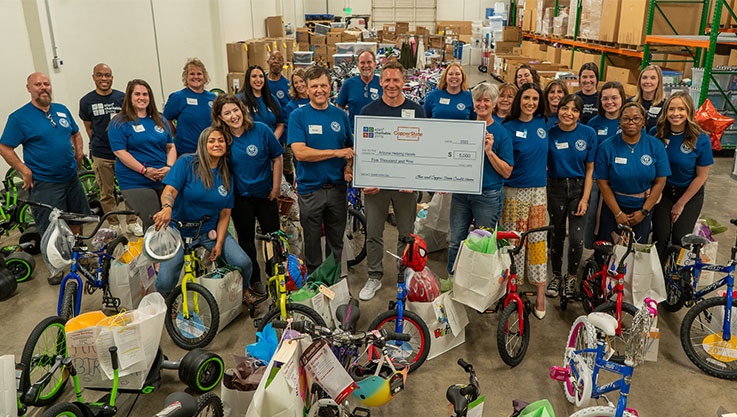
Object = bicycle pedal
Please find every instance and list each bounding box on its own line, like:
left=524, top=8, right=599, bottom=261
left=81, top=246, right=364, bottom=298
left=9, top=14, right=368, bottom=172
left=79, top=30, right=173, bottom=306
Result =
left=521, top=291, right=536, bottom=297
left=351, top=407, right=371, bottom=417
left=549, top=366, right=570, bottom=381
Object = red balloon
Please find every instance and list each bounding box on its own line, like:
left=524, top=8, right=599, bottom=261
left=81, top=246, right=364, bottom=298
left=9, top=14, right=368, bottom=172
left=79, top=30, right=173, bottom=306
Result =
left=694, top=98, right=735, bottom=151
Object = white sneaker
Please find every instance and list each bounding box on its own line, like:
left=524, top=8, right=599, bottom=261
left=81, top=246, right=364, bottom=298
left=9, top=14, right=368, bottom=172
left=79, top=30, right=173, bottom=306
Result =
left=359, top=278, right=382, bottom=301
left=127, top=222, right=144, bottom=237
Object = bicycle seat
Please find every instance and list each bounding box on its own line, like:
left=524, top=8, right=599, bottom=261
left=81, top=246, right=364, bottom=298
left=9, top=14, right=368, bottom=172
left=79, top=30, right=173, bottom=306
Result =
left=587, top=312, right=618, bottom=337
left=335, top=298, right=360, bottom=332
left=593, top=241, right=614, bottom=256
left=446, top=385, right=471, bottom=416
left=681, top=234, right=710, bottom=246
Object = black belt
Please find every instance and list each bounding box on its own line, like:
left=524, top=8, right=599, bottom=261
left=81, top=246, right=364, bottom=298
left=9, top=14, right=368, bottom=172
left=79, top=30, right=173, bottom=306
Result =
left=321, top=183, right=336, bottom=189
left=548, top=177, right=585, bottom=183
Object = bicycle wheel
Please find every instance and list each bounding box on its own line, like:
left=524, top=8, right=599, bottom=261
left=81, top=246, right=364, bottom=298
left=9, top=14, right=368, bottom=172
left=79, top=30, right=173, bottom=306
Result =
left=570, top=406, right=636, bottom=417
left=497, top=300, right=531, bottom=367
left=101, top=235, right=129, bottom=281
left=19, top=316, right=69, bottom=406
left=78, top=170, right=100, bottom=201
left=19, top=204, right=36, bottom=229
left=346, top=207, right=367, bottom=267
left=681, top=296, right=737, bottom=379
left=179, top=348, right=224, bottom=393
left=257, top=303, right=327, bottom=341
left=592, top=301, right=638, bottom=364
left=580, top=257, right=603, bottom=314
left=59, top=279, right=78, bottom=322
left=562, top=316, right=596, bottom=405
left=41, top=402, right=84, bottom=417
left=165, top=283, right=220, bottom=350
left=195, top=392, right=225, bottom=417
left=7, top=251, right=35, bottom=282
left=662, top=245, right=687, bottom=312
left=19, top=226, right=42, bottom=254
left=367, top=309, right=431, bottom=373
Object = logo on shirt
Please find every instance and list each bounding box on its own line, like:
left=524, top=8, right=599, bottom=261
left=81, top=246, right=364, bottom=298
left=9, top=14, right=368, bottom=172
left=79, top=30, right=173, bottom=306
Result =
left=59, top=118, right=70, bottom=128
left=208, top=101, right=213, bottom=108
left=330, top=121, right=341, bottom=132
left=680, top=143, right=693, bottom=154
left=641, top=154, right=653, bottom=166
left=276, top=90, right=285, bottom=99
left=537, top=128, right=547, bottom=139
left=246, top=144, right=258, bottom=156
left=154, top=125, right=165, bottom=134
left=218, top=185, right=228, bottom=197
left=456, top=103, right=466, bottom=111
left=363, top=126, right=375, bottom=138
left=371, top=92, right=379, bottom=100
left=575, top=139, right=587, bottom=151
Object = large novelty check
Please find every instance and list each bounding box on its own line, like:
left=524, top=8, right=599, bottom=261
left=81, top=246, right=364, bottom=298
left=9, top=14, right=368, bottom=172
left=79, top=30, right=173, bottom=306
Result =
left=352, top=115, right=486, bottom=194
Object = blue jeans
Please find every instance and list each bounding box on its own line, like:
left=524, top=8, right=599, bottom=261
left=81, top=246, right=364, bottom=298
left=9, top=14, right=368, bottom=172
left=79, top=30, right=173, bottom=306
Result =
left=447, top=189, right=503, bottom=275
left=156, top=232, right=253, bottom=296
left=583, top=181, right=600, bottom=250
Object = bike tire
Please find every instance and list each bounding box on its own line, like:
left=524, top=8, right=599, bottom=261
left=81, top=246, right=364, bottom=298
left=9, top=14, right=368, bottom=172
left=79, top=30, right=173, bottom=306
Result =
left=592, top=301, right=638, bottom=364
left=680, top=296, right=737, bottom=379
left=662, top=245, right=687, bottom=312
left=78, top=170, right=101, bottom=201
left=19, top=226, right=42, bottom=254
left=7, top=251, right=35, bottom=282
left=368, top=308, right=431, bottom=373
left=580, top=257, right=602, bottom=314
left=165, top=283, right=220, bottom=349
left=101, top=235, right=129, bottom=282
left=179, top=348, right=224, bottom=393
left=41, top=402, right=84, bottom=417
left=346, top=207, right=367, bottom=267
left=257, top=303, right=328, bottom=339
left=195, top=392, right=225, bottom=417
left=59, top=279, right=78, bottom=322
left=497, top=300, right=531, bottom=367
left=19, top=316, right=69, bottom=407
left=569, top=406, right=636, bottom=417
left=562, top=316, right=596, bottom=405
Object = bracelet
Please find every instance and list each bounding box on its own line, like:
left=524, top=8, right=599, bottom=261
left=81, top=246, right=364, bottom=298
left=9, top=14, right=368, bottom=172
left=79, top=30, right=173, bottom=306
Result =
left=615, top=211, right=624, bottom=218
left=140, top=163, right=146, bottom=174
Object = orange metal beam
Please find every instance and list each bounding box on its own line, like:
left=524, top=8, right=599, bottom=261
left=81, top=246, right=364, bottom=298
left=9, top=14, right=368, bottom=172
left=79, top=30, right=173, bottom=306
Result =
left=521, top=33, right=644, bottom=58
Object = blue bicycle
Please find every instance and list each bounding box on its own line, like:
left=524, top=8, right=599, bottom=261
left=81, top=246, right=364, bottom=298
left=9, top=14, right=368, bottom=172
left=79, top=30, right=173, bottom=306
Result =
left=661, top=218, right=737, bottom=379
left=550, top=298, right=658, bottom=417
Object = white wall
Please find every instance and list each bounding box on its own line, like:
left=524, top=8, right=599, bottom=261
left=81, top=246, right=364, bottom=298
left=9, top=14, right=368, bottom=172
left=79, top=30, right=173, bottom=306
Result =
left=436, top=0, right=508, bottom=21
left=303, top=0, right=371, bottom=18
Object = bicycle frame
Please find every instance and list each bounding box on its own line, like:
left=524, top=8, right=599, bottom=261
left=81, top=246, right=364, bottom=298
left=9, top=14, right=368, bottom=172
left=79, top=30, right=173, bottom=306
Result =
left=180, top=244, right=203, bottom=320
left=261, top=232, right=290, bottom=319
left=393, top=272, right=409, bottom=335
left=56, top=249, right=115, bottom=317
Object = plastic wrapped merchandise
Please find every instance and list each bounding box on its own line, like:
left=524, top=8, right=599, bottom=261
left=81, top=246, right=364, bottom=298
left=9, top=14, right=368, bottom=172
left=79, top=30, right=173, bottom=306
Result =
left=41, top=209, right=75, bottom=276
left=566, top=0, right=580, bottom=37
left=89, top=228, right=118, bottom=252
left=579, top=0, right=603, bottom=40
left=553, top=9, right=569, bottom=36
left=142, top=224, right=182, bottom=262
left=406, top=266, right=441, bottom=302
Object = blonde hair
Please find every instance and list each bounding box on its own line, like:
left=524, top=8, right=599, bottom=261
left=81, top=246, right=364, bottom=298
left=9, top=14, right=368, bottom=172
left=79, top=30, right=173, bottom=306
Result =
left=634, top=65, right=664, bottom=106
left=438, top=63, right=468, bottom=91
left=181, top=58, right=211, bottom=87
left=493, top=83, right=517, bottom=116
left=289, top=68, right=307, bottom=99
left=654, top=90, right=703, bottom=150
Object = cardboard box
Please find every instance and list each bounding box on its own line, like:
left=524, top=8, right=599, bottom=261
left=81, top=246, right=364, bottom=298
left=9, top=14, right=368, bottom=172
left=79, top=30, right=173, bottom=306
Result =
left=503, top=26, right=521, bottom=42
left=730, top=49, right=737, bottom=66
left=572, top=50, right=601, bottom=73
left=298, top=42, right=310, bottom=52
left=416, top=26, right=430, bottom=36
left=495, top=41, right=519, bottom=54
left=284, top=38, right=296, bottom=61
left=395, top=22, right=410, bottom=34
left=560, top=48, right=573, bottom=68
left=618, top=0, right=702, bottom=45
left=714, top=53, right=731, bottom=66
left=310, top=33, right=326, bottom=45
left=546, top=47, right=561, bottom=64
left=522, top=8, right=533, bottom=31
left=623, top=83, right=639, bottom=97
left=327, top=32, right=342, bottom=45
left=437, top=20, right=473, bottom=35
left=226, top=72, right=245, bottom=95
left=709, top=0, right=735, bottom=27
left=313, top=45, right=327, bottom=57
left=342, top=30, right=362, bottom=42
left=266, top=16, right=285, bottom=38
left=246, top=39, right=270, bottom=69
left=607, top=65, right=637, bottom=84
left=598, top=0, right=622, bottom=43
left=296, top=28, right=310, bottom=44
left=429, top=35, right=444, bottom=49
left=226, top=42, right=249, bottom=73
left=328, top=46, right=337, bottom=57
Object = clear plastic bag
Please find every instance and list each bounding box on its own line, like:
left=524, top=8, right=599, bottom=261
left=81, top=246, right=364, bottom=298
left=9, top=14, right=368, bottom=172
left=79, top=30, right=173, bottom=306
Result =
left=142, top=224, right=182, bottom=261
left=406, top=266, right=441, bottom=302
left=89, top=228, right=118, bottom=251
left=41, top=209, right=75, bottom=276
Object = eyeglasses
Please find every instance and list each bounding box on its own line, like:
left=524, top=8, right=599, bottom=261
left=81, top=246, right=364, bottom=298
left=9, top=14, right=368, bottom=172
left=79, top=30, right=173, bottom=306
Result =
left=45, top=112, right=57, bottom=128
left=621, top=117, right=644, bottom=124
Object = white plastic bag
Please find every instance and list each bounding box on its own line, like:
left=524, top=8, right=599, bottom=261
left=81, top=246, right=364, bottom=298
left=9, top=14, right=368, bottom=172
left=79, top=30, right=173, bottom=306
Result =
left=408, top=291, right=469, bottom=360
left=607, top=243, right=666, bottom=306
left=198, top=266, right=243, bottom=333
left=40, top=209, right=74, bottom=276
left=452, top=241, right=510, bottom=312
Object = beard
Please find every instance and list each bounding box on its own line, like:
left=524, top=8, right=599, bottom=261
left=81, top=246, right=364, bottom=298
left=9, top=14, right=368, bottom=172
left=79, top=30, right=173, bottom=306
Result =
left=35, top=91, right=52, bottom=107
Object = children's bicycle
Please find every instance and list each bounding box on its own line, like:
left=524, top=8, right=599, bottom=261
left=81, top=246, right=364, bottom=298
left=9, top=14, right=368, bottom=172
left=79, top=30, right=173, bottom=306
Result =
left=367, top=234, right=431, bottom=373
left=446, top=359, right=480, bottom=417
left=549, top=298, right=658, bottom=417
left=164, top=218, right=221, bottom=350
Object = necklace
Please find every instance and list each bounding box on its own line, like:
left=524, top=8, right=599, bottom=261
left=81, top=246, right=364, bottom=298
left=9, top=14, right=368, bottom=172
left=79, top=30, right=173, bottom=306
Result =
left=624, top=139, right=639, bottom=153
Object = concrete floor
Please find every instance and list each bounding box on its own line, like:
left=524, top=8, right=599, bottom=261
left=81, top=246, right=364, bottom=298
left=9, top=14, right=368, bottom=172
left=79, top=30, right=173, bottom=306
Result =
left=5, top=71, right=737, bottom=416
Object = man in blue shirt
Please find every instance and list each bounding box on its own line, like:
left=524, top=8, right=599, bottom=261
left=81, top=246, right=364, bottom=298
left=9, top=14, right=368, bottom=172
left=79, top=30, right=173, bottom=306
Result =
left=358, top=61, right=426, bottom=301
left=266, top=51, right=290, bottom=108
left=288, top=66, right=354, bottom=274
left=79, top=63, right=139, bottom=236
left=0, top=73, right=91, bottom=284
left=336, top=49, right=382, bottom=133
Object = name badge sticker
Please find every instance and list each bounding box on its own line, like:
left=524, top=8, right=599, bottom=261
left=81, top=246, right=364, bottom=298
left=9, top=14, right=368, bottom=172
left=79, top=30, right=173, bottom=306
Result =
left=597, top=128, right=608, bottom=135
left=56, top=112, right=67, bottom=118
left=133, top=124, right=146, bottom=133
left=369, top=88, right=378, bottom=94
left=439, top=98, right=451, bottom=105
left=516, top=130, right=527, bottom=138
left=615, top=157, right=627, bottom=164
left=556, top=142, right=569, bottom=150
left=186, top=98, right=198, bottom=105
left=308, top=125, right=323, bottom=134
left=401, top=109, right=415, bottom=118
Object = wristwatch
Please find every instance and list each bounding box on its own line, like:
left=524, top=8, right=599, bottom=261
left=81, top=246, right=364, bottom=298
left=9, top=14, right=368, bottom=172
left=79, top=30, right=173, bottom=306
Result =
left=640, top=208, right=650, bottom=217
left=162, top=203, right=173, bottom=209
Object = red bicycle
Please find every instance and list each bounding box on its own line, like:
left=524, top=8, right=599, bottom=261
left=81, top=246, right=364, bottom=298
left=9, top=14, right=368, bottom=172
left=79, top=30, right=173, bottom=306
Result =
left=493, top=225, right=553, bottom=367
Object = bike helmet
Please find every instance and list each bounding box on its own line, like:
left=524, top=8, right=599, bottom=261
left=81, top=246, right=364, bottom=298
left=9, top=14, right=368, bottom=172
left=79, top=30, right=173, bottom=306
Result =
left=143, top=224, right=182, bottom=261
left=41, top=213, right=74, bottom=274
left=349, top=360, right=408, bottom=407
left=406, top=267, right=441, bottom=302
left=402, top=234, right=427, bottom=272
left=286, top=254, right=307, bottom=291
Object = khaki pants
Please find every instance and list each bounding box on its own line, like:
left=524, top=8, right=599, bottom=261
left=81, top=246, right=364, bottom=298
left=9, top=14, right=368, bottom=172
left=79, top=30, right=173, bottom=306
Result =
left=365, top=190, right=417, bottom=280
left=92, top=156, right=137, bottom=226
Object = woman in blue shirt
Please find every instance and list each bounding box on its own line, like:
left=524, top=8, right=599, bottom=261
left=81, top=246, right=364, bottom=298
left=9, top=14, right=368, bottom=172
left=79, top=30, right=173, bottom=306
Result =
left=447, top=82, right=513, bottom=276
left=501, top=82, right=550, bottom=319
left=650, top=90, right=713, bottom=262
left=543, top=80, right=568, bottom=129
left=213, top=94, right=283, bottom=296
left=493, top=83, right=517, bottom=124
left=632, top=65, right=665, bottom=131
left=424, top=63, right=475, bottom=120
left=238, top=65, right=284, bottom=142
left=163, top=58, right=216, bottom=156
left=545, top=95, right=597, bottom=300
left=585, top=81, right=626, bottom=249
left=594, top=102, right=670, bottom=244
left=153, top=126, right=252, bottom=297
left=282, top=69, right=310, bottom=185
left=109, top=79, right=177, bottom=230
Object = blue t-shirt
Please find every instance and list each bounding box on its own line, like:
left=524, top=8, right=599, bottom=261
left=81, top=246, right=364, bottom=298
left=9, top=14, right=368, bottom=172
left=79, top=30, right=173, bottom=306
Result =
left=0, top=102, right=79, bottom=183
left=648, top=128, right=714, bottom=187
left=359, top=98, right=426, bottom=118
left=492, top=113, right=505, bottom=124
left=163, top=154, right=234, bottom=237
left=503, top=116, right=549, bottom=188
left=548, top=123, right=597, bottom=179
left=238, top=94, right=283, bottom=137
left=594, top=133, right=671, bottom=208
left=163, top=88, right=216, bottom=155
left=287, top=104, right=353, bottom=193
left=587, top=115, right=622, bottom=145
left=78, top=89, right=124, bottom=160
left=229, top=122, right=284, bottom=198
left=335, top=75, right=383, bottom=132
left=423, top=89, right=475, bottom=120
left=283, top=97, right=310, bottom=136
left=108, top=115, right=173, bottom=190
left=266, top=76, right=291, bottom=108
left=483, top=121, right=514, bottom=191
left=575, top=91, right=599, bottom=125
left=546, top=115, right=559, bottom=130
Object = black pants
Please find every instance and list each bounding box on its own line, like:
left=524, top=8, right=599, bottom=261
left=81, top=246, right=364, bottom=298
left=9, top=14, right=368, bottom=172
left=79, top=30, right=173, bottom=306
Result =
left=298, top=185, right=347, bottom=274
left=232, top=196, right=280, bottom=283
left=652, top=184, right=705, bottom=262
left=547, top=178, right=586, bottom=277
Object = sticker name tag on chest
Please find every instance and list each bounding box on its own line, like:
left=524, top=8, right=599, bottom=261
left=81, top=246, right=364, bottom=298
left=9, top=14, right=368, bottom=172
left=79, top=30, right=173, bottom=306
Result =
left=598, top=128, right=608, bottom=135
left=615, top=157, right=627, bottom=164
left=556, top=142, right=569, bottom=150
left=369, top=88, right=378, bottom=94
left=186, top=98, right=198, bottom=105
left=516, top=130, right=527, bottom=138
left=439, top=98, right=451, bottom=105
left=56, top=112, right=67, bottom=118
left=401, top=109, right=415, bottom=118
left=133, top=124, right=146, bottom=133
left=308, top=125, right=323, bottom=134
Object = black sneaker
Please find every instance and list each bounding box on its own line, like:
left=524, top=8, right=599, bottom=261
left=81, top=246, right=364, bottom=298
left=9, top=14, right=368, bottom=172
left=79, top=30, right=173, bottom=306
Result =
left=565, top=274, right=578, bottom=299
left=250, top=280, right=267, bottom=296
left=545, top=274, right=561, bottom=298
left=47, top=272, right=63, bottom=285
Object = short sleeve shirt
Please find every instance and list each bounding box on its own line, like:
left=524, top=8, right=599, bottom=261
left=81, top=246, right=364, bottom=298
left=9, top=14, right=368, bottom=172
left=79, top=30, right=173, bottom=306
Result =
left=503, top=116, right=549, bottom=188
left=162, top=88, right=216, bottom=155
left=229, top=122, right=284, bottom=198
left=648, top=129, right=713, bottom=187
left=108, top=115, right=173, bottom=190
left=423, top=89, right=475, bottom=120
left=266, top=76, right=291, bottom=108
left=336, top=75, right=382, bottom=132
left=547, top=123, right=597, bottom=179
left=78, top=89, right=124, bottom=159
left=587, top=115, right=622, bottom=146
left=483, top=121, right=514, bottom=190
left=575, top=91, right=599, bottom=124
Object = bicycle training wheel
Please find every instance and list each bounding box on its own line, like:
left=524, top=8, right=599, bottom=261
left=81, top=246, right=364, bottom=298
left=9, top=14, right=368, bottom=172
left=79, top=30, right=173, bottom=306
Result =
left=41, top=402, right=84, bottom=417
left=195, top=392, right=225, bottom=417
left=165, top=283, right=220, bottom=349
left=7, top=251, right=35, bottom=282
left=661, top=245, right=687, bottom=312
left=179, top=348, right=224, bottom=393
left=562, top=316, right=596, bottom=405
left=579, top=257, right=603, bottom=314
left=346, top=207, right=367, bottom=267
left=592, top=301, right=637, bottom=364
left=367, top=309, right=430, bottom=373
left=570, top=406, right=636, bottom=417
left=257, top=303, right=327, bottom=340
left=19, top=316, right=69, bottom=406
left=681, top=296, right=737, bottom=379
left=19, top=226, right=42, bottom=255
left=59, top=279, right=78, bottom=322
left=497, top=300, right=531, bottom=367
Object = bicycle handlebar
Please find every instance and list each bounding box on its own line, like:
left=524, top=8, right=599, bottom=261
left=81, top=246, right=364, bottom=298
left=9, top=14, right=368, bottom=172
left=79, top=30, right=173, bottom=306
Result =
left=22, top=200, right=138, bottom=241
left=498, top=226, right=554, bottom=255
left=272, top=320, right=411, bottom=343
left=154, top=392, right=197, bottom=417
left=615, top=224, right=636, bottom=274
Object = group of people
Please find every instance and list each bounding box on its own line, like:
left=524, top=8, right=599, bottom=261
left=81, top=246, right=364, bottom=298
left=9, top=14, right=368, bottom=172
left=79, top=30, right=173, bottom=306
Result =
left=1, top=55, right=713, bottom=319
